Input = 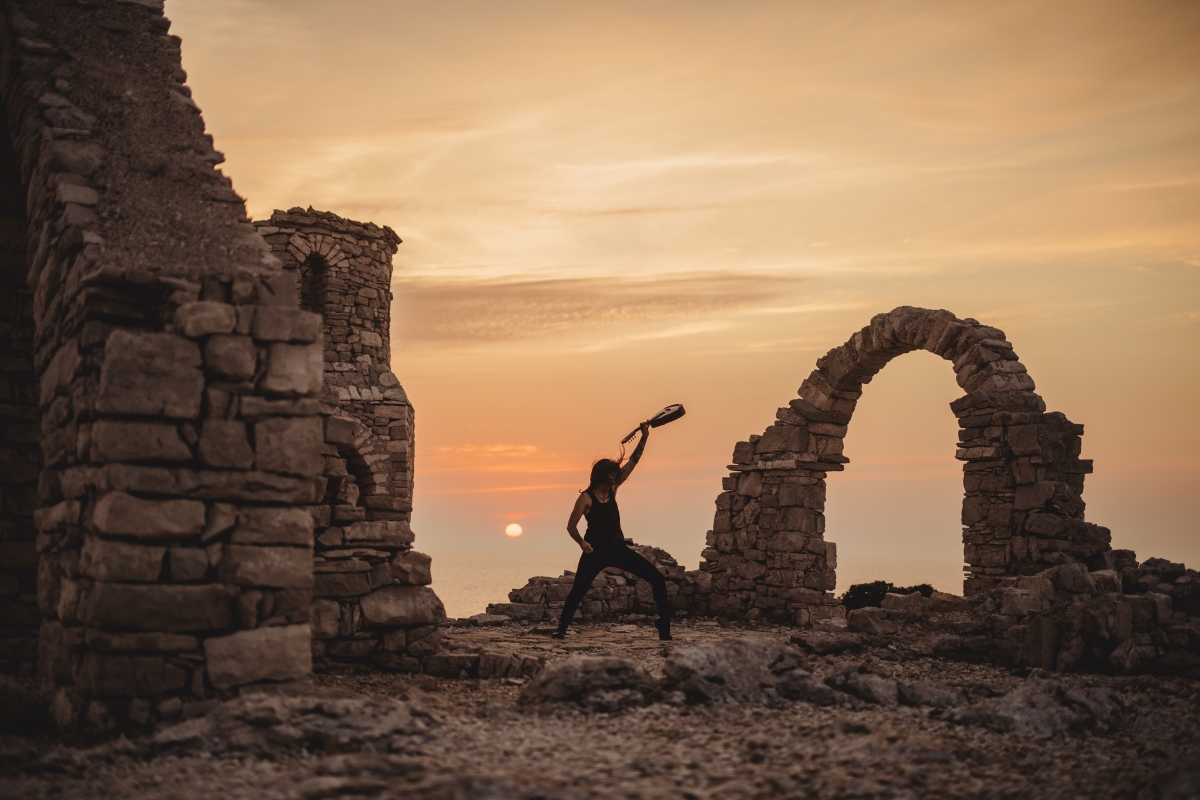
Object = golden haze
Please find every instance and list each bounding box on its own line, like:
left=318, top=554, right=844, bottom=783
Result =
left=169, top=0, right=1200, bottom=615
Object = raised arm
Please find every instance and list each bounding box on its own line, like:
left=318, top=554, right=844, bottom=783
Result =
left=617, top=423, right=650, bottom=486
left=566, top=492, right=593, bottom=553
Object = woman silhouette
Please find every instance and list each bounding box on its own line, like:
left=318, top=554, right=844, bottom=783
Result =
left=553, top=423, right=672, bottom=640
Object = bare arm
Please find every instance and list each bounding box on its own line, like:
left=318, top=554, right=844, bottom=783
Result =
left=617, top=423, right=650, bottom=486
left=567, top=492, right=593, bottom=553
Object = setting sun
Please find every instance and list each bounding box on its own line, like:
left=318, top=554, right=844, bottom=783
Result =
left=504, top=523, right=524, bottom=538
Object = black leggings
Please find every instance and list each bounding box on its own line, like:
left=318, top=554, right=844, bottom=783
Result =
left=558, top=544, right=670, bottom=630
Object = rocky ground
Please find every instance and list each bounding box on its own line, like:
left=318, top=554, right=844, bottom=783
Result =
left=1, top=618, right=1199, bottom=799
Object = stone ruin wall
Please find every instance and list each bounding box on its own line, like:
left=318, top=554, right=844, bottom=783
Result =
left=0, top=0, right=444, bottom=732
left=493, top=306, right=1113, bottom=627
left=255, top=209, right=445, bottom=671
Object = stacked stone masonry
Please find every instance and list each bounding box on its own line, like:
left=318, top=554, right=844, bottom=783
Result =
left=0, top=0, right=376, bottom=731
left=255, top=209, right=445, bottom=671
left=491, top=306, right=1113, bottom=629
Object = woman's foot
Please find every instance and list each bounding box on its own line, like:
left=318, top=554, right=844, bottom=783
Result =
left=551, top=629, right=566, bottom=640
left=654, top=618, right=672, bottom=641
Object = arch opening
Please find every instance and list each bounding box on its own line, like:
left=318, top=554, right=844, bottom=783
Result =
left=824, top=349, right=965, bottom=594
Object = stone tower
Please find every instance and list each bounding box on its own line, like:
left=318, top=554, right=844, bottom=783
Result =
left=255, top=210, right=444, bottom=670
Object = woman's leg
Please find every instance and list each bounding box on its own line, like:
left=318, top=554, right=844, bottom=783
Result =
left=555, top=550, right=607, bottom=635
left=610, top=547, right=671, bottom=628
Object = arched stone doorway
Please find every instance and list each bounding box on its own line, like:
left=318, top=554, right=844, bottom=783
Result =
left=699, top=306, right=1111, bottom=625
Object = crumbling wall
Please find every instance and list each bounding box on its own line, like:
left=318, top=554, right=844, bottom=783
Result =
left=255, top=209, right=444, bottom=671
left=1, top=0, right=328, bottom=730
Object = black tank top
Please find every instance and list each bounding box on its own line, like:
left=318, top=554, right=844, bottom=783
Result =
left=583, top=488, right=624, bottom=549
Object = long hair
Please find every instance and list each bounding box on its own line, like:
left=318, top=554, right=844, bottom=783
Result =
left=586, top=458, right=622, bottom=493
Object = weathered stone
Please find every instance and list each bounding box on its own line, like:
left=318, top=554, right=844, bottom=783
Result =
left=898, top=681, right=962, bottom=707
left=518, top=655, right=655, bottom=711
left=92, top=492, right=206, bottom=539
left=170, top=548, right=210, bottom=582
left=231, top=507, right=313, bottom=546
left=260, top=342, right=322, bottom=395
left=314, top=571, right=373, bottom=597
left=91, top=420, right=191, bottom=463
left=255, top=417, right=323, bottom=476
left=79, top=654, right=188, bottom=696
left=203, top=625, right=312, bottom=689
left=311, top=599, right=340, bottom=639
left=359, top=586, right=445, bottom=628
left=204, top=335, right=257, bottom=381
left=661, top=637, right=811, bottom=704
left=217, top=545, right=313, bottom=588
left=251, top=306, right=320, bottom=342
left=881, top=592, right=929, bottom=618
left=81, top=583, right=236, bottom=631
left=391, top=550, right=432, bottom=585
left=324, top=416, right=357, bottom=446
left=175, top=302, right=237, bottom=337
left=343, top=521, right=413, bottom=547
left=95, top=331, right=204, bottom=419
left=80, top=538, right=165, bottom=582
left=198, top=420, right=254, bottom=469
left=847, top=607, right=899, bottom=635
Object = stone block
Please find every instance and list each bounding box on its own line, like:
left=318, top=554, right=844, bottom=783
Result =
left=251, top=306, right=321, bottom=342
left=231, top=507, right=313, bottom=546
left=260, top=342, right=323, bottom=395
left=847, top=607, right=899, bottom=635
left=204, top=335, right=257, bottom=381
left=217, top=545, right=312, bottom=588
left=80, top=538, right=165, bottom=582
left=324, top=416, right=357, bottom=446
left=169, top=548, right=210, bottom=582
left=203, top=624, right=311, bottom=689
left=881, top=592, right=929, bottom=618
left=391, top=551, right=432, bottom=585
left=343, top=520, right=413, bottom=547
left=313, top=571, right=372, bottom=597
left=79, top=654, right=188, bottom=696
left=255, top=417, right=324, bottom=476
left=311, top=599, right=340, bottom=639
left=95, top=330, right=204, bottom=419
left=360, top=586, right=446, bottom=628
left=81, top=583, right=236, bottom=631
left=198, top=420, right=254, bottom=469
left=999, top=588, right=1047, bottom=617
left=756, top=424, right=806, bottom=454
left=1014, top=481, right=1056, bottom=511
left=175, top=302, right=237, bottom=337
left=92, top=492, right=206, bottom=539
left=91, top=420, right=191, bottom=463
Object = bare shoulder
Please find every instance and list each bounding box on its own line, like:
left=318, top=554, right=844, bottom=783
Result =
left=574, top=491, right=591, bottom=512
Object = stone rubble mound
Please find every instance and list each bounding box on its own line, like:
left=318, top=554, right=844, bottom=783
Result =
left=149, top=691, right=437, bottom=755
left=660, top=637, right=842, bottom=706
left=945, top=674, right=1119, bottom=737
left=517, top=656, right=658, bottom=712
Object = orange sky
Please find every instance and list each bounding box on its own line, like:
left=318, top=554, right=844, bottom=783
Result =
left=170, top=0, right=1200, bottom=615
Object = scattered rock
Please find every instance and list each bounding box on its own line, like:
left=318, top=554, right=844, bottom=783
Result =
left=790, top=631, right=864, bottom=655
left=517, top=656, right=656, bottom=712
left=944, top=676, right=1117, bottom=737
left=150, top=692, right=436, bottom=755
left=661, top=637, right=812, bottom=705
left=898, top=681, right=962, bottom=708
left=824, top=663, right=898, bottom=706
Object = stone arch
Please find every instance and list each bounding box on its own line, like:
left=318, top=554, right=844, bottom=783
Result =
left=700, top=306, right=1110, bottom=625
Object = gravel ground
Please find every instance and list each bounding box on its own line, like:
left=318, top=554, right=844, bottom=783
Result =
left=2, top=619, right=1198, bottom=799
